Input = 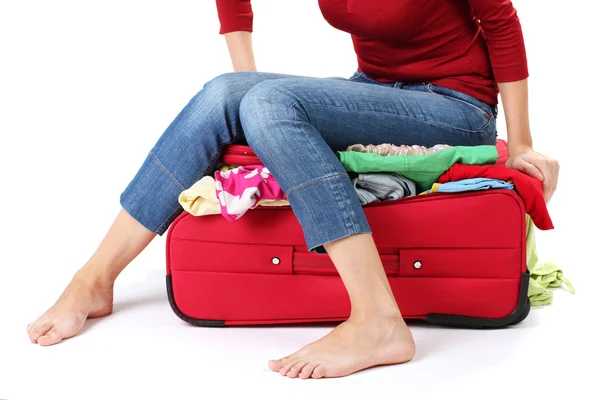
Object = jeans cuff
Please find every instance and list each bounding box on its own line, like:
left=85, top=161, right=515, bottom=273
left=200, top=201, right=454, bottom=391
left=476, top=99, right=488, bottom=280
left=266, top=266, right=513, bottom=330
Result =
left=119, top=152, right=184, bottom=235
left=286, top=173, right=372, bottom=252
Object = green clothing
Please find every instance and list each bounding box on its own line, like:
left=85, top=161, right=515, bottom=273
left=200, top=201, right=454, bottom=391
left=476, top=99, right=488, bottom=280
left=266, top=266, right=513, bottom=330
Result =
left=338, top=145, right=499, bottom=191
left=526, top=215, right=575, bottom=306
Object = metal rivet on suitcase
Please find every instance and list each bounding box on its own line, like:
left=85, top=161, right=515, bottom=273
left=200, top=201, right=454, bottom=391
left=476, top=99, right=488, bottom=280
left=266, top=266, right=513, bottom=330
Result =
left=413, top=261, right=422, bottom=269
left=272, top=257, right=281, bottom=265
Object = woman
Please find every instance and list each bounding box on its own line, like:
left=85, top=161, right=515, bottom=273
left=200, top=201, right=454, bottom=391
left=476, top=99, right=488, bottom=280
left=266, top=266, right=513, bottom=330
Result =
left=27, top=0, right=559, bottom=379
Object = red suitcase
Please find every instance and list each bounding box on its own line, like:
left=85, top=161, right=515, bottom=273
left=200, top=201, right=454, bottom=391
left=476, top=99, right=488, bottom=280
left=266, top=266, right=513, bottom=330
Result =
left=166, top=140, right=530, bottom=328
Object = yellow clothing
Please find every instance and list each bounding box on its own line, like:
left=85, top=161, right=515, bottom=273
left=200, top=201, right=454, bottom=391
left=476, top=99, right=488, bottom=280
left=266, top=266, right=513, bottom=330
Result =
left=178, top=176, right=290, bottom=217
left=179, top=176, right=222, bottom=216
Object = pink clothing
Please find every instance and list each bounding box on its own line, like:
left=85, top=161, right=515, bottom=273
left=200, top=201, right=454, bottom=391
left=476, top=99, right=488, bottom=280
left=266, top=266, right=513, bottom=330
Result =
left=214, top=165, right=287, bottom=221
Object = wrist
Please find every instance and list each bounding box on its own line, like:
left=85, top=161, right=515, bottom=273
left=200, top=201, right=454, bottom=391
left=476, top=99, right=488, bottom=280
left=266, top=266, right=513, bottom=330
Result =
left=507, top=132, right=533, bottom=156
left=232, top=57, right=256, bottom=72
left=233, top=65, right=257, bottom=72
left=507, top=128, right=532, bottom=155
left=508, top=143, right=532, bottom=157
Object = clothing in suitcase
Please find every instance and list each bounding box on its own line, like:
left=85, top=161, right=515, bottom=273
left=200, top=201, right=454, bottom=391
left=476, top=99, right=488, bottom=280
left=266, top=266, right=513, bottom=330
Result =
left=166, top=140, right=532, bottom=328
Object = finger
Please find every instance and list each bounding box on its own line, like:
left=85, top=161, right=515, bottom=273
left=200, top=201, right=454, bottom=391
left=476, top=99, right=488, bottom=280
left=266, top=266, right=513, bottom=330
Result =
left=552, top=161, right=560, bottom=191
left=543, top=180, right=553, bottom=203
left=548, top=171, right=559, bottom=203
left=539, top=162, right=559, bottom=203
left=516, top=159, right=544, bottom=181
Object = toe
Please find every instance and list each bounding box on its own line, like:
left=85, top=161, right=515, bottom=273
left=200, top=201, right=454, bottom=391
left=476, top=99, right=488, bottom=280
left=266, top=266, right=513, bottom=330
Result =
left=312, top=365, right=325, bottom=379
left=279, top=358, right=298, bottom=376
left=299, top=363, right=317, bottom=379
left=286, top=360, right=309, bottom=379
left=268, top=356, right=291, bottom=372
left=37, top=326, right=64, bottom=346
left=29, top=322, right=52, bottom=342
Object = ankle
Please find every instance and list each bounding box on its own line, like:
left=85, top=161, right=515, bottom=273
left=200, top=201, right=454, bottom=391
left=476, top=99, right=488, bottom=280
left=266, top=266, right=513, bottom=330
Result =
left=73, top=266, right=115, bottom=292
left=349, top=305, right=403, bottom=325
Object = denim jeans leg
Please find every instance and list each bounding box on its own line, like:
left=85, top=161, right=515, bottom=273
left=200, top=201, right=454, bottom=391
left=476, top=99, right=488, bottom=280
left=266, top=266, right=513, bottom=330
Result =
left=239, top=76, right=496, bottom=251
left=119, top=72, right=298, bottom=234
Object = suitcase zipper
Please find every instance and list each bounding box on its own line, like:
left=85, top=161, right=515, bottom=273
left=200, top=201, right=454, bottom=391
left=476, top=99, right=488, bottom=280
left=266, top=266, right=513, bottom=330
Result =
left=221, top=145, right=261, bottom=166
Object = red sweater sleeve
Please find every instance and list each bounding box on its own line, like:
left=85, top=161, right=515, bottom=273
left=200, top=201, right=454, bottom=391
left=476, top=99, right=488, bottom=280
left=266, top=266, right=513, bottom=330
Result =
left=215, top=0, right=253, bottom=34
left=468, top=0, right=529, bottom=82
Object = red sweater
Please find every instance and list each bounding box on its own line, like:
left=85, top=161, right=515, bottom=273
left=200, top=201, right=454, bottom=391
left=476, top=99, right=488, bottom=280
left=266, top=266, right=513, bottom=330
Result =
left=215, top=0, right=528, bottom=105
left=438, top=164, right=553, bottom=230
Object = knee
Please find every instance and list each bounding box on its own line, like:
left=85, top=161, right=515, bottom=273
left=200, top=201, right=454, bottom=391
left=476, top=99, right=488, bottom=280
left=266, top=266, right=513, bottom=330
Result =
left=170, top=72, right=259, bottom=139
left=239, top=80, right=302, bottom=145
left=154, top=73, right=258, bottom=146
left=240, top=79, right=299, bottom=112
left=198, top=72, right=253, bottom=107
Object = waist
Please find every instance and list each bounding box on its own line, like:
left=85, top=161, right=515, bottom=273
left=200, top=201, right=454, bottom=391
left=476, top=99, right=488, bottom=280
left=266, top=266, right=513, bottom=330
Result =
left=350, top=71, right=498, bottom=117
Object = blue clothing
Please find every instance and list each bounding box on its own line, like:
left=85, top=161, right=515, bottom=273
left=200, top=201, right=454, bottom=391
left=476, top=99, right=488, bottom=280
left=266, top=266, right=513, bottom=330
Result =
left=424, top=178, right=514, bottom=194
left=120, top=71, right=497, bottom=251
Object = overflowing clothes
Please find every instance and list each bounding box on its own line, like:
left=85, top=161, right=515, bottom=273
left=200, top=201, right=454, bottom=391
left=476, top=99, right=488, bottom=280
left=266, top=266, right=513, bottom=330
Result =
left=178, top=176, right=222, bottom=216
left=525, top=215, right=574, bottom=306
left=351, top=172, right=416, bottom=205
left=214, top=165, right=288, bottom=221
left=179, top=168, right=289, bottom=218
left=437, top=164, right=554, bottom=230
left=178, top=138, right=571, bottom=306
left=338, top=145, right=498, bottom=191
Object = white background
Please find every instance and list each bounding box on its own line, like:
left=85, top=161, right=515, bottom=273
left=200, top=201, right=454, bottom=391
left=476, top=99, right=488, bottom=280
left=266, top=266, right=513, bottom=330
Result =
left=1, top=0, right=598, bottom=399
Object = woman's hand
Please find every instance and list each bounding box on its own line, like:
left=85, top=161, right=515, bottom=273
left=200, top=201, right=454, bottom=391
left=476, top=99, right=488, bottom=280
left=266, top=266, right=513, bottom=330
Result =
left=506, top=146, right=560, bottom=203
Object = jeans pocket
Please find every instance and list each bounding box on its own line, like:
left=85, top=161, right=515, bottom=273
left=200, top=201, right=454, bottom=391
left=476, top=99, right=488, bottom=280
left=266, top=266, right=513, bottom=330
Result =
left=426, top=84, right=494, bottom=134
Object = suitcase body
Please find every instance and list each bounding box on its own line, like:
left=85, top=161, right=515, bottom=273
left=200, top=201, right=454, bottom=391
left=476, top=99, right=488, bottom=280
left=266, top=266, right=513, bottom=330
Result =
left=166, top=144, right=530, bottom=328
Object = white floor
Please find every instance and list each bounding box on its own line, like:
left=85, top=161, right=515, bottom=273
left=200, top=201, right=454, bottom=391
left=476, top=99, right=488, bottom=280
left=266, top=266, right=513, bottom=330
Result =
left=1, top=237, right=596, bottom=400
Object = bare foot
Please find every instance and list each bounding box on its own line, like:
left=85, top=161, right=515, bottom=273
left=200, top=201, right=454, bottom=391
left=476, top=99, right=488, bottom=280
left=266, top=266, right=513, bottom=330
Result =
left=27, top=271, right=114, bottom=346
left=269, top=315, right=415, bottom=379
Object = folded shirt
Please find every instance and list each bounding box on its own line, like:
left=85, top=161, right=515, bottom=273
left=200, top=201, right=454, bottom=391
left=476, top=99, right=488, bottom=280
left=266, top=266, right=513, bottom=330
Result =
left=423, top=177, right=514, bottom=194
left=352, top=172, right=416, bottom=205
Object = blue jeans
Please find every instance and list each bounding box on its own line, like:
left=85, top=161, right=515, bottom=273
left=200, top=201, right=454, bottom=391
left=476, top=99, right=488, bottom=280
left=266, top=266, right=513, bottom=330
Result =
left=120, top=71, right=497, bottom=251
